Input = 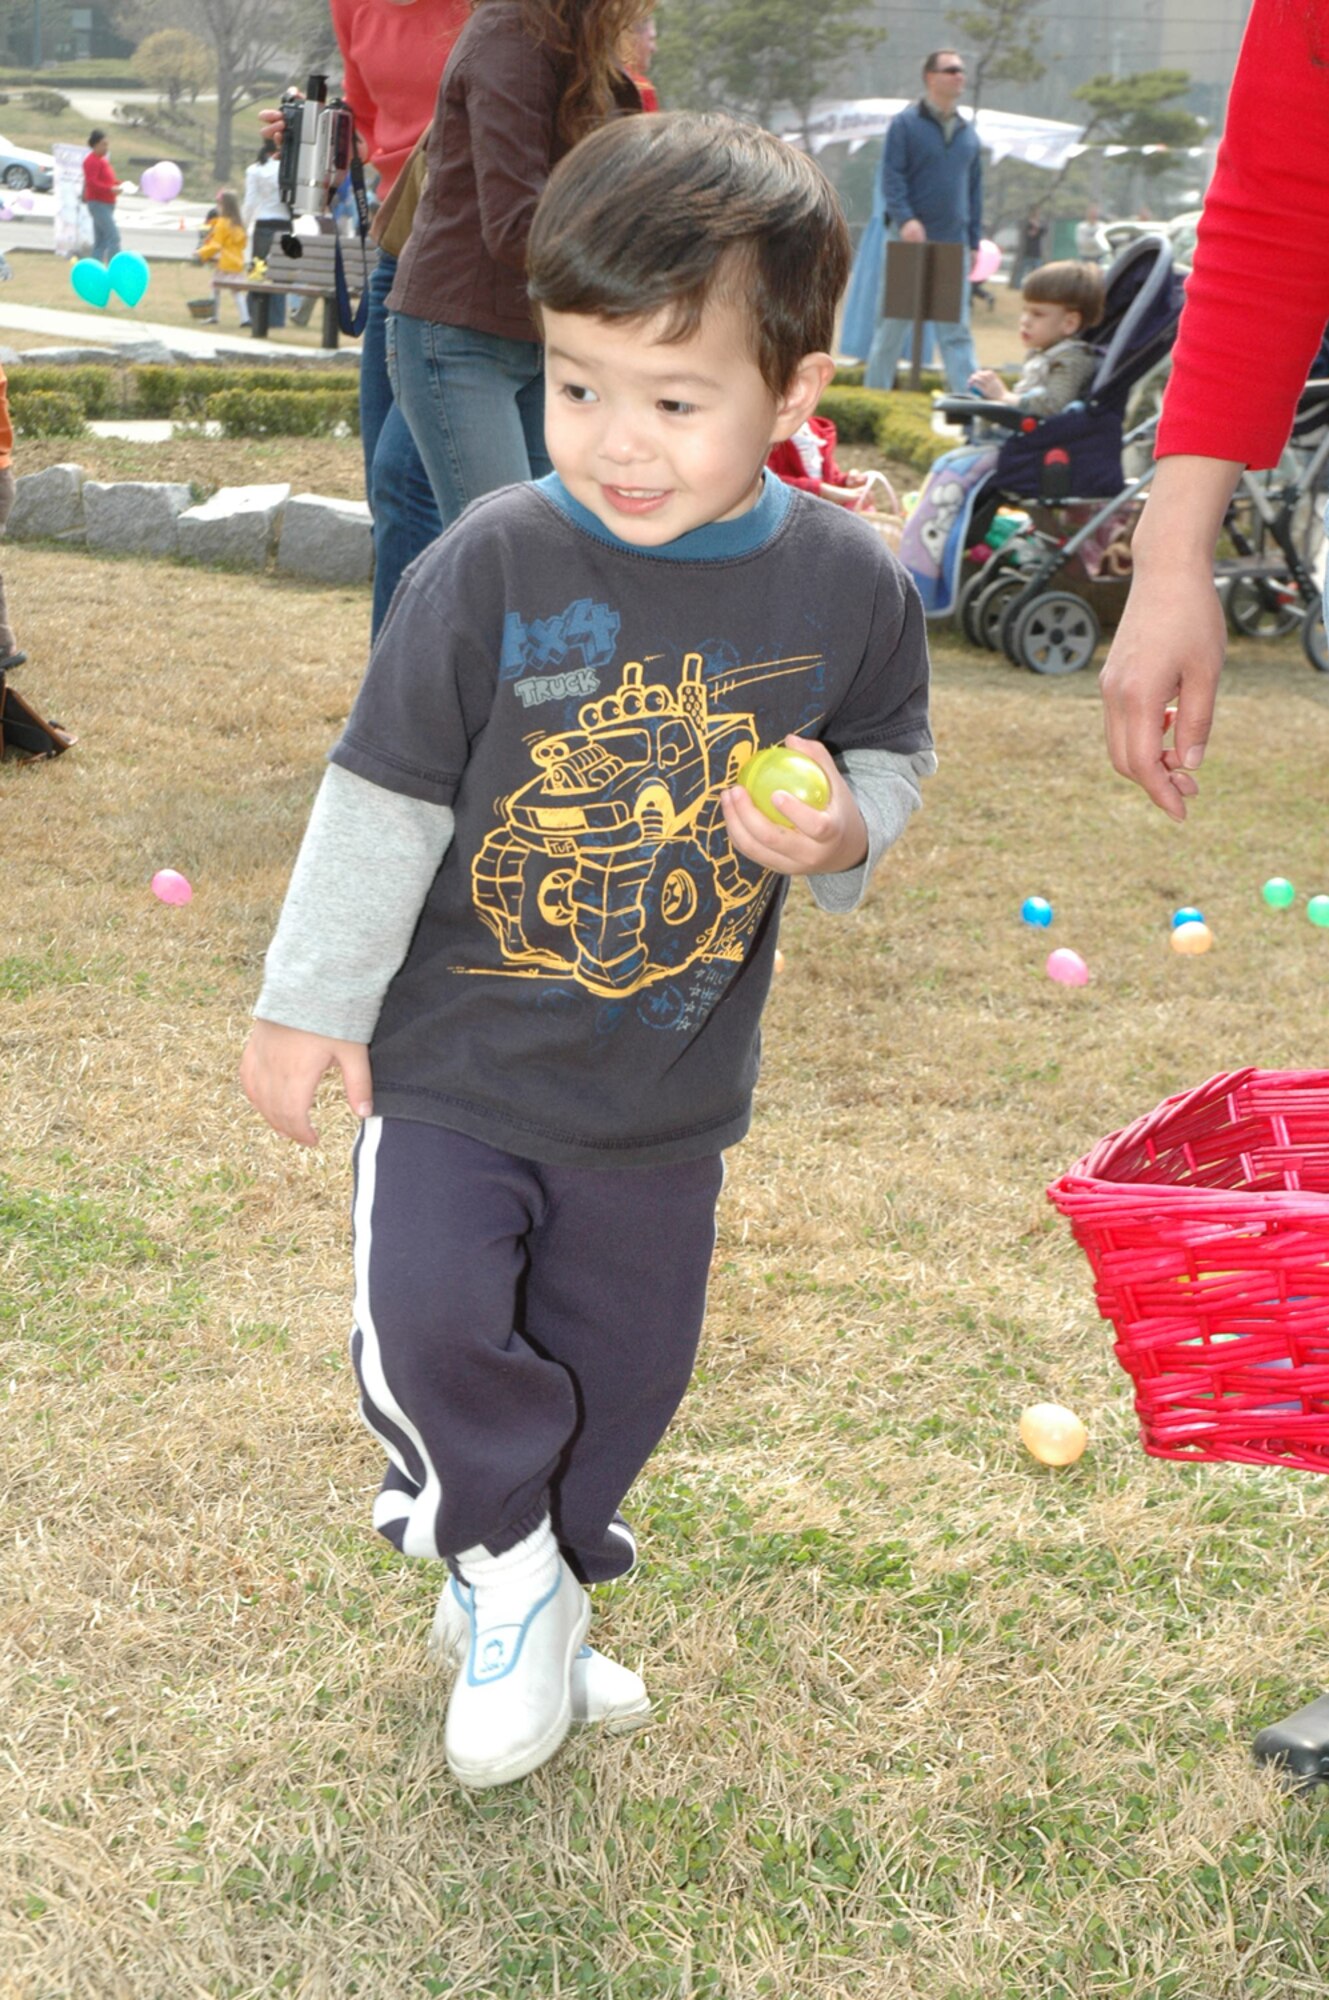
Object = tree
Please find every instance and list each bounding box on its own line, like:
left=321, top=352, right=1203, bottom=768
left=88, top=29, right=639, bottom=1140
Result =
left=136, top=27, right=212, bottom=108
left=655, top=0, right=883, bottom=140
left=1071, top=69, right=1205, bottom=185
left=945, top=0, right=1046, bottom=115
left=181, top=0, right=300, bottom=180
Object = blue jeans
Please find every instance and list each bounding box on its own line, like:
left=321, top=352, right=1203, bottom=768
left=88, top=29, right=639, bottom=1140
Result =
left=361, top=255, right=441, bottom=635
left=387, top=311, right=551, bottom=542
left=864, top=232, right=978, bottom=392
left=249, top=218, right=287, bottom=330
left=89, top=201, right=120, bottom=265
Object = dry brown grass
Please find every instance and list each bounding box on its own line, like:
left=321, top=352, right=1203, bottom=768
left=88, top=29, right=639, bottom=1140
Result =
left=6, top=548, right=1329, bottom=1998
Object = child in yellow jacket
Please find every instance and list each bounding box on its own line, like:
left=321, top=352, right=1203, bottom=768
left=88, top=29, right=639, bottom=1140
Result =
left=196, top=190, right=250, bottom=327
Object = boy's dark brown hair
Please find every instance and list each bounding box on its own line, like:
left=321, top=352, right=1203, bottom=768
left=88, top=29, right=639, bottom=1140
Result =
left=526, top=112, right=851, bottom=397
left=1022, top=259, right=1106, bottom=330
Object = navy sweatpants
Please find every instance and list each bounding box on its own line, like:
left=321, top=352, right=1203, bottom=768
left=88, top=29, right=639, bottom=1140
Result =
left=349, top=1118, right=724, bottom=1584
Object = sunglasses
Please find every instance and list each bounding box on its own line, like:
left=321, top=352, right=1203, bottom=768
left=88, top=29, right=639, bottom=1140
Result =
left=931, top=64, right=966, bottom=74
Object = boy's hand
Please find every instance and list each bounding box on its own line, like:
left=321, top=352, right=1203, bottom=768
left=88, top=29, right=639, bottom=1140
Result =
left=721, top=736, right=868, bottom=879
left=968, top=368, right=1006, bottom=401
left=240, top=1018, right=373, bottom=1147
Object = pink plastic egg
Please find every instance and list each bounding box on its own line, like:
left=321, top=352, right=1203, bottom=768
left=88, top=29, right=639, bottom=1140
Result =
left=1046, top=947, right=1089, bottom=986
left=151, top=868, right=193, bottom=905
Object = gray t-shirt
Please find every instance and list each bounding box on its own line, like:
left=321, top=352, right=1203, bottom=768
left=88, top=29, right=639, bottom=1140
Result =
left=310, top=474, right=933, bottom=1166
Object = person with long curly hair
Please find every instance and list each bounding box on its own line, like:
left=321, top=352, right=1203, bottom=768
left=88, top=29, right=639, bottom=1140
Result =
left=385, top=0, right=646, bottom=550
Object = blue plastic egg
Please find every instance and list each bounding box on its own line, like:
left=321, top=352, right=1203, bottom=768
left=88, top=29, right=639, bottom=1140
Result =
left=1171, top=906, right=1203, bottom=929
left=1021, top=896, right=1053, bottom=929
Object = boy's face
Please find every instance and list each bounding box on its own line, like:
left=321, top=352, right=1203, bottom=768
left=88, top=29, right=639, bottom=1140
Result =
left=1019, top=300, right=1082, bottom=351
left=542, top=297, right=823, bottom=548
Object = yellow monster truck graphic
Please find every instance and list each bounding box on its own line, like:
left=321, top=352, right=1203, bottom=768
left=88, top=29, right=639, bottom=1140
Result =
left=472, top=651, right=823, bottom=997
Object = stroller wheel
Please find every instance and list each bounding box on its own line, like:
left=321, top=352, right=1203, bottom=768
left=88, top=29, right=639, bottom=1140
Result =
left=975, top=575, right=1025, bottom=652
left=957, top=569, right=994, bottom=647
left=1224, top=575, right=1304, bottom=640
left=1303, top=604, right=1329, bottom=673
left=1011, top=592, right=1102, bottom=675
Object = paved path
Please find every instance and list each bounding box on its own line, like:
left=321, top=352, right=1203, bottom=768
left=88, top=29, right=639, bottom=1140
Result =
left=0, top=299, right=353, bottom=360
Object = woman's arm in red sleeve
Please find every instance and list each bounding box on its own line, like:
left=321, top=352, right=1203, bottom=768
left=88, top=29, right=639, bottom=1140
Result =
left=1158, top=0, right=1329, bottom=468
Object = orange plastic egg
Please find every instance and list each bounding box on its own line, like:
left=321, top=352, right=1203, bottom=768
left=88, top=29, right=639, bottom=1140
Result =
left=1019, top=1402, right=1088, bottom=1467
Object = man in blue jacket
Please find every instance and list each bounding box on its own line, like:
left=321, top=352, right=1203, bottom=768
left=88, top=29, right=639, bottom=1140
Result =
left=865, top=51, right=984, bottom=392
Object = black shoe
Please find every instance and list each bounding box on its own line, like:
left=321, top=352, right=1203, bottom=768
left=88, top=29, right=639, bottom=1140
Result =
left=1253, top=1693, right=1329, bottom=1782
left=0, top=648, right=27, bottom=671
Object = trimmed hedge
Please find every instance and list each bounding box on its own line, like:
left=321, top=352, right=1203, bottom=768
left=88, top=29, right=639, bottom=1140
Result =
left=131, top=365, right=350, bottom=418
left=9, top=367, right=116, bottom=417
left=13, top=391, right=86, bottom=438
left=204, top=389, right=360, bottom=438
left=816, top=386, right=954, bottom=472
left=831, top=363, right=946, bottom=393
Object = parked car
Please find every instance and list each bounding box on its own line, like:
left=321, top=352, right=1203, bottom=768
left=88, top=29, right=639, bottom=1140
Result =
left=0, top=138, right=54, bottom=192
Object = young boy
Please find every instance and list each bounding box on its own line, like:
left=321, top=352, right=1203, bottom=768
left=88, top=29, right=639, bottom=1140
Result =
left=240, top=112, right=935, bottom=1790
left=968, top=258, right=1106, bottom=417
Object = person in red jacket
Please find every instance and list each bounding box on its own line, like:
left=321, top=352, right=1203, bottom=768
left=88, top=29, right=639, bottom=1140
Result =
left=1099, top=0, right=1329, bottom=1784
left=82, top=129, right=123, bottom=265
left=1100, top=0, right=1329, bottom=820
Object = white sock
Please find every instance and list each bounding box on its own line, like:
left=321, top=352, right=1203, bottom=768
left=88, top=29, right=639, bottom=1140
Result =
left=454, top=1517, right=560, bottom=1624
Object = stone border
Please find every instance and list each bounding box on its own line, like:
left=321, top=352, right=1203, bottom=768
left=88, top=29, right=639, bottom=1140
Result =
left=8, top=464, right=373, bottom=585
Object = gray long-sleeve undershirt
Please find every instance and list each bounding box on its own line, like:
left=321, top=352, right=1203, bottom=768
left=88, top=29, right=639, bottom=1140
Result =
left=255, top=743, right=936, bottom=1045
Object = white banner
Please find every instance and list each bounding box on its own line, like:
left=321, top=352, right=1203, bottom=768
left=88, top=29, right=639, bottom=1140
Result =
left=793, top=99, right=1085, bottom=173
left=52, top=141, right=88, bottom=259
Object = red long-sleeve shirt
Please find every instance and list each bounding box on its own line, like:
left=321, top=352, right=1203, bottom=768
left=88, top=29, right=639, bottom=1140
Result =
left=1157, top=0, right=1329, bottom=469
left=331, top=0, right=468, bottom=197
left=82, top=149, right=117, bottom=206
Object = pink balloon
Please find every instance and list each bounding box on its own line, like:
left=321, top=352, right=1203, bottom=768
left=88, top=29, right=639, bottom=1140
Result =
left=1046, top=947, right=1089, bottom=987
left=969, top=237, right=1003, bottom=284
left=151, top=868, right=193, bottom=906
left=140, top=160, right=184, bottom=203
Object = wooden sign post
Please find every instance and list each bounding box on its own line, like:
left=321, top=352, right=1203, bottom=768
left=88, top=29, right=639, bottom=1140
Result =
left=882, top=239, right=968, bottom=391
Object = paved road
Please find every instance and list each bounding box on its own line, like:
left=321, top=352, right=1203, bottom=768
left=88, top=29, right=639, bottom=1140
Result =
left=0, top=192, right=209, bottom=262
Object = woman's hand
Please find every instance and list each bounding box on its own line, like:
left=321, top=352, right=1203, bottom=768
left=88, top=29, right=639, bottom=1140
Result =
left=721, top=736, right=867, bottom=878
left=1099, top=557, right=1227, bottom=820
left=1098, top=454, right=1243, bottom=822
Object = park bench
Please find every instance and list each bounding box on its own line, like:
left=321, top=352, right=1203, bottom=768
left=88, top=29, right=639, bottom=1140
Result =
left=213, top=230, right=378, bottom=349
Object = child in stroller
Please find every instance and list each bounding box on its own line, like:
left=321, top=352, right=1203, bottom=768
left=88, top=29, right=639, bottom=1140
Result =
left=898, top=236, right=1184, bottom=670
left=900, top=260, right=1105, bottom=604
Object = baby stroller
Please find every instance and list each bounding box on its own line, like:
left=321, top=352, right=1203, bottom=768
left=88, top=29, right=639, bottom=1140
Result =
left=931, top=235, right=1185, bottom=674
left=1218, top=368, right=1329, bottom=673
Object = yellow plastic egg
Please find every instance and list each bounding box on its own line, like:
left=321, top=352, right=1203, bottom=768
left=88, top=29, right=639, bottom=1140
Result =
left=1019, top=1402, right=1089, bottom=1467
left=773, top=949, right=786, bottom=975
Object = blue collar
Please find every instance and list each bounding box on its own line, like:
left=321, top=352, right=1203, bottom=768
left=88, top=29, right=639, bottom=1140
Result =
left=535, top=469, right=791, bottom=562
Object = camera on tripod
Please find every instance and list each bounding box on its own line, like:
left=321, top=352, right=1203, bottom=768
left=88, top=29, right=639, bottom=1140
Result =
left=278, top=73, right=355, bottom=252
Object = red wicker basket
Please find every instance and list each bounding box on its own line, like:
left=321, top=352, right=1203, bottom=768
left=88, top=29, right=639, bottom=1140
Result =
left=1047, top=1069, right=1329, bottom=1472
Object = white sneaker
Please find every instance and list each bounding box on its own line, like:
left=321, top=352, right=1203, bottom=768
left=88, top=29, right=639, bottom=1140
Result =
left=444, top=1556, right=590, bottom=1788
left=430, top=1575, right=652, bottom=1734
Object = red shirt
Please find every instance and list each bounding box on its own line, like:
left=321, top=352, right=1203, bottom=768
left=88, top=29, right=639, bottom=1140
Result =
left=766, top=417, right=848, bottom=496
left=1157, top=0, right=1329, bottom=468
left=83, top=150, right=117, bottom=205
left=331, top=0, right=468, bottom=197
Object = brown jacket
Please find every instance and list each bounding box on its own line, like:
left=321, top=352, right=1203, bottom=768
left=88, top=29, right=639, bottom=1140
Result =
left=387, top=0, right=639, bottom=343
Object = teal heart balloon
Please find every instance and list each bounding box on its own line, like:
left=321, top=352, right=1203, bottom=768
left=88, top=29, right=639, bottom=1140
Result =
left=70, top=257, right=112, bottom=308
left=107, top=251, right=150, bottom=308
